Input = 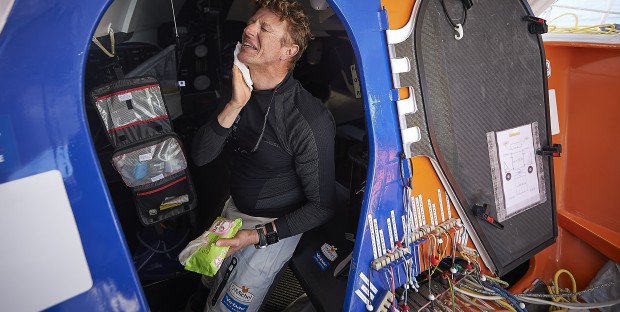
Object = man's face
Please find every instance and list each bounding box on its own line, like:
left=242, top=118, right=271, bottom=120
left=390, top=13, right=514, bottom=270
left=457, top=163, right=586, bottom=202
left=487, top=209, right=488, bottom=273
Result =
left=238, top=8, right=292, bottom=71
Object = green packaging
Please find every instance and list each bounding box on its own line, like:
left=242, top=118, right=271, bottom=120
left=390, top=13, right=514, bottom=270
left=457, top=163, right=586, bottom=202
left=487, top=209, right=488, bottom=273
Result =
left=179, top=217, right=242, bottom=276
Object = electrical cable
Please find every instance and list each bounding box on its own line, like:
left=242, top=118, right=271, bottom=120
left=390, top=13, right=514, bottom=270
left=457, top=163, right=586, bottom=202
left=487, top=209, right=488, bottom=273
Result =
left=447, top=277, right=457, bottom=312
left=483, top=282, right=526, bottom=312
left=547, top=13, right=619, bottom=35
left=456, top=283, right=620, bottom=310
left=455, top=293, right=489, bottom=311
left=518, top=296, right=620, bottom=309
left=495, top=299, right=517, bottom=312
left=483, top=274, right=510, bottom=288
left=520, top=281, right=620, bottom=299
left=440, top=0, right=467, bottom=29
left=547, top=269, right=578, bottom=310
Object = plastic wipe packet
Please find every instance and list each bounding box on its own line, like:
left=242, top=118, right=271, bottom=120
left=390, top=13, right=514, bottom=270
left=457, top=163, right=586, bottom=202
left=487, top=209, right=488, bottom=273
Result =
left=178, top=217, right=242, bottom=276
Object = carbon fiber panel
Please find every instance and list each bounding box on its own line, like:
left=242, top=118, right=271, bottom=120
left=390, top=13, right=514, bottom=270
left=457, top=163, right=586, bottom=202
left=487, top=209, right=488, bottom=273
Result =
left=394, top=0, right=557, bottom=274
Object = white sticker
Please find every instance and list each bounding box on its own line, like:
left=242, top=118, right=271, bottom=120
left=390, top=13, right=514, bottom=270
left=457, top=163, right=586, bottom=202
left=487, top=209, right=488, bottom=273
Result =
left=418, top=195, right=426, bottom=225
left=117, top=92, right=132, bottom=102
left=139, top=153, right=153, bottom=162
left=413, top=196, right=421, bottom=230
left=549, top=89, right=560, bottom=135
left=438, top=189, right=446, bottom=223
left=367, top=214, right=378, bottom=259
left=390, top=210, right=399, bottom=243
left=379, top=229, right=386, bottom=256
left=151, top=173, right=164, bottom=182
left=374, top=219, right=383, bottom=255
left=429, top=199, right=437, bottom=226
left=387, top=218, right=394, bottom=249
left=546, top=59, right=551, bottom=78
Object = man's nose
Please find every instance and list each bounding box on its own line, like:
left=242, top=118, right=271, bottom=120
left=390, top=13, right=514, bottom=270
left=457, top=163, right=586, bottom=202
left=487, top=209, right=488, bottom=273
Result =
left=244, top=22, right=258, bottom=37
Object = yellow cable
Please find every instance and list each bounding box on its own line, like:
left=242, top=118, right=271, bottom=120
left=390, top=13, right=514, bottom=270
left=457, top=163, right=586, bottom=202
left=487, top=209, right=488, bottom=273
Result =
left=483, top=274, right=510, bottom=288
left=547, top=12, right=619, bottom=35
left=495, top=299, right=517, bottom=312
left=554, top=269, right=578, bottom=303
left=547, top=269, right=578, bottom=312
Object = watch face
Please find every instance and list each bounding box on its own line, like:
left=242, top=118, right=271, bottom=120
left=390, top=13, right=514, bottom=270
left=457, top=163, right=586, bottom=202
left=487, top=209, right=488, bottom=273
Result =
left=266, top=232, right=279, bottom=245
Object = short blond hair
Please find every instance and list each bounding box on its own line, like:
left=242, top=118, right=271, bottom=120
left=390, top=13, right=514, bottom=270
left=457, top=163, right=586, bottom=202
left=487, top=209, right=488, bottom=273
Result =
left=253, top=0, right=313, bottom=69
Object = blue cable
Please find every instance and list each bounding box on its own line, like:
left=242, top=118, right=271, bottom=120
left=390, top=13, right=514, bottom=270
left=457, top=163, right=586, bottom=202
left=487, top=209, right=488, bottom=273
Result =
left=483, top=281, right=527, bottom=312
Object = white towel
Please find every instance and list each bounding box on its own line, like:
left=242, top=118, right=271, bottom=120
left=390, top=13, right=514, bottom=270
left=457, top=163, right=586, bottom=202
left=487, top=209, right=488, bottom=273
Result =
left=233, top=42, right=253, bottom=91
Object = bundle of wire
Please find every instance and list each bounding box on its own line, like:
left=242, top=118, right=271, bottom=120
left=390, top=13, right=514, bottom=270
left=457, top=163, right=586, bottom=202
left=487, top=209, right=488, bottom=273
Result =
left=548, top=13, right=620, bottom=35
left=452, top=270, right=620, bottom=311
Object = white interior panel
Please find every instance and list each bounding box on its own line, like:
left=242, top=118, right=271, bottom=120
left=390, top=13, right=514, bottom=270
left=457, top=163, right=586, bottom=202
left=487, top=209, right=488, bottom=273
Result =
left=0, top=170, right=92, bottom=312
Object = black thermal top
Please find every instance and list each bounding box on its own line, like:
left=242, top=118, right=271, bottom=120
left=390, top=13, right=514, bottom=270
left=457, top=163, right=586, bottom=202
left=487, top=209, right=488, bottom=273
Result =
left=192, top=74, right=336, bottom=239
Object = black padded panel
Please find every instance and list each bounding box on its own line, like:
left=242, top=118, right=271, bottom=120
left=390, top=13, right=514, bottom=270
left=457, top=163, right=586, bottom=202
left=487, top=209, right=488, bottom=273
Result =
left=395, top=0, right=557, bottom=275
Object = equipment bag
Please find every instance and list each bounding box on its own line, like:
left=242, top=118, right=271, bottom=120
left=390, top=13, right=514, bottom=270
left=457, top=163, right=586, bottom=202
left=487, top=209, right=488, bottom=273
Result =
left=90, top=76, right=195, bottom=225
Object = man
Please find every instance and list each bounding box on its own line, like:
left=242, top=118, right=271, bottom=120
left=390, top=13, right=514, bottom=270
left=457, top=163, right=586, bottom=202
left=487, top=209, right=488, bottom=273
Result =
left=191, top=0, right=335, bottom=311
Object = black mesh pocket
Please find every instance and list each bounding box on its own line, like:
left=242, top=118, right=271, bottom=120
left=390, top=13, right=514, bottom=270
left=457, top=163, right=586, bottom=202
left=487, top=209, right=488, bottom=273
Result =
left=134, top=174, right=194, bottom=224
left=93, top=79, right=172, bottom=146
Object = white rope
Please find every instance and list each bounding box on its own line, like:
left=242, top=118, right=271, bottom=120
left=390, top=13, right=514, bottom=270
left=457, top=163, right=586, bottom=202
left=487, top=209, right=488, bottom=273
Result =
left=169, top=0, right=179, bottom=39
left=92, top=26, right=115, bottom=58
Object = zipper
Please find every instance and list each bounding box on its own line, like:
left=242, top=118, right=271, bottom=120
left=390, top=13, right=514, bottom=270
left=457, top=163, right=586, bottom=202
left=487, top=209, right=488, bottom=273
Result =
left=136, top=176, right=187, bottom=196
left=211, top=257, right=238, bottom=306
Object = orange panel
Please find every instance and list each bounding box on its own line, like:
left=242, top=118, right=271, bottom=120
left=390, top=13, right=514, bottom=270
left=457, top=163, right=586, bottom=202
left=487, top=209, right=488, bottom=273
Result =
left=546, top=43, right=620, bottom=251
left=381, top=0, right=415, bottom=30
left=516, top=42, right=620, bottom=288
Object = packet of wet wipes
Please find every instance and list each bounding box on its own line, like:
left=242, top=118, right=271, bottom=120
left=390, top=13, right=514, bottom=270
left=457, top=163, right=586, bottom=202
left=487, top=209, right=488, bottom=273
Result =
left=179, top=217, right=242, bottom=276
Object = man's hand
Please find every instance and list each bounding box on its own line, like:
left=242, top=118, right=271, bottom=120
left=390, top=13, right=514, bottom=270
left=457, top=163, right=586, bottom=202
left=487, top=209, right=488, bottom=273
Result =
left=216, top=228, right=259, bottom=257
left=229, top=65, right=252, bottom=109
left=217, top=66, right=252, bottom=128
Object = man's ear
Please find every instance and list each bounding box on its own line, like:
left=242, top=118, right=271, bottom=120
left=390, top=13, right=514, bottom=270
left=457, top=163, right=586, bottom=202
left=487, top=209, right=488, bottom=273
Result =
left=281, top=44, right=300, bottom=61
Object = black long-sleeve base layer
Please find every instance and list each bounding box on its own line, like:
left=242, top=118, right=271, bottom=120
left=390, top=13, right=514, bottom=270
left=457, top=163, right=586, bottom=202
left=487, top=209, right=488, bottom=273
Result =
left=192, top=74, right=336, bottom=239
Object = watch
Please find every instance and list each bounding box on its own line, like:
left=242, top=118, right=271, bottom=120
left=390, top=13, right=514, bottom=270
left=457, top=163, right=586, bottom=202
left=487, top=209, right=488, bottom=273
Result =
left=254, top=224, right=267, bottom=249
left=265, top=222, right=279, bottom=245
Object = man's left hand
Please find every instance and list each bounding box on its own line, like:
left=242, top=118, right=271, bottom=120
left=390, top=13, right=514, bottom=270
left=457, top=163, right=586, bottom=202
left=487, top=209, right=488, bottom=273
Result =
left=216, top=229, right=259, bottom=257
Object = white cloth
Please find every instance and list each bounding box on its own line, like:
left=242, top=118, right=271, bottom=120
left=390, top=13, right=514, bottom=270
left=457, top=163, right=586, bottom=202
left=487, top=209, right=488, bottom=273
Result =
left=233, top=42, right=253, bottom=91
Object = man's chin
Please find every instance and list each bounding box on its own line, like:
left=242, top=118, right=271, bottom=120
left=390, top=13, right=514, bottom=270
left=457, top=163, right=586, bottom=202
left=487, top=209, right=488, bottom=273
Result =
left=237, top=55, right=254, bottom=66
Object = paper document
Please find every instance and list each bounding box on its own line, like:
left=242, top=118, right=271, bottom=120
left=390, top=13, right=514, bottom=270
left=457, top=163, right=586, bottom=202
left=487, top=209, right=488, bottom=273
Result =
left=488, top=123, right=546, bottom=221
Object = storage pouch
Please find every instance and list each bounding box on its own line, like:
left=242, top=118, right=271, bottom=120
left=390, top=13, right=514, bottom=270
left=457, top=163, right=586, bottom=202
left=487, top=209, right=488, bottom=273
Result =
left=91, top=76, right=172, bottom=147
left=133, top=172, right=195, bottom=225
left=111, top=134, right=194, bottom=225
left=112, top=136, right=187, bottom=188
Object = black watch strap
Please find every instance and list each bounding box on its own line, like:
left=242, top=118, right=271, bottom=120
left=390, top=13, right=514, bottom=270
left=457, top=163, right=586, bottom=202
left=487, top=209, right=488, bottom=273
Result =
left=255, top=224, right=267, bottom=249
left=265, top=222, right=279, bottom=245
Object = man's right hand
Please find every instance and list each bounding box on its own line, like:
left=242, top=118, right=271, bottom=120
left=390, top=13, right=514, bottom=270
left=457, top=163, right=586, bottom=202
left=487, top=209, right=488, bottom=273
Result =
left=218, top=66, right=252, bottom=128
left=229, top=65, right=252, bottom=109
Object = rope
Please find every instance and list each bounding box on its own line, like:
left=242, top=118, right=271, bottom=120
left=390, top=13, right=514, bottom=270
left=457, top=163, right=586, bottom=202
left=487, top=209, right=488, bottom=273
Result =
left=92, top=25, right=115, bottom=58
